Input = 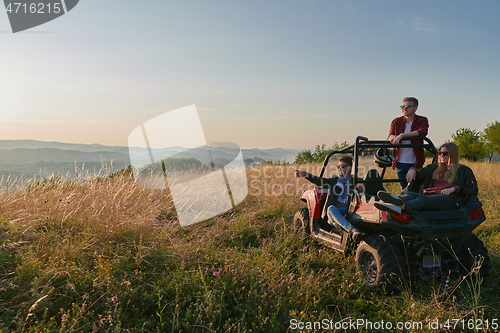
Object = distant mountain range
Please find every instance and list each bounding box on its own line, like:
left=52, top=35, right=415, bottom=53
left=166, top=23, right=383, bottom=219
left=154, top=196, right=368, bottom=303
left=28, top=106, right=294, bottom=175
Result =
left=0, top=140, right=302, bottom=180
left=0, top=140, right=127, bottom=152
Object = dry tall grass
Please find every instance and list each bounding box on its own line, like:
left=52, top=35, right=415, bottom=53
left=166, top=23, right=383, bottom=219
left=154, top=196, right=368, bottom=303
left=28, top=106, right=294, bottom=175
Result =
left=0, top=160, right=498, bottom=332
left=1, top=175, right=170, bottom=234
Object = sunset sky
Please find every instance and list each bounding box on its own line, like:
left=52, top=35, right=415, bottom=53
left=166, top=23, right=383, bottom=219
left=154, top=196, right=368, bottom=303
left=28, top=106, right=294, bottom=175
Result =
left=1, top=1, right=500, bottom=149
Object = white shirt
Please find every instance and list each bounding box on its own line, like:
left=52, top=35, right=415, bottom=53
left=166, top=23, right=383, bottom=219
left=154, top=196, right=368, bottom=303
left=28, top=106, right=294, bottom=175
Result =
left=398, top=122, right=416, bottom=164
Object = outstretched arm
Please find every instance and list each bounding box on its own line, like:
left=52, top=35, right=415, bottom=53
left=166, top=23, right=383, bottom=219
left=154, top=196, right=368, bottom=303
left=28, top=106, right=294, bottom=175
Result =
left=294, top=170, right=330, bottom=188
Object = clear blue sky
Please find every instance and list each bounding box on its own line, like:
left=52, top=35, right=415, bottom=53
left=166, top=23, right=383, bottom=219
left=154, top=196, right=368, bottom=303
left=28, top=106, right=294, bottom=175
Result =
left=1, top=1, right=499, bottom=149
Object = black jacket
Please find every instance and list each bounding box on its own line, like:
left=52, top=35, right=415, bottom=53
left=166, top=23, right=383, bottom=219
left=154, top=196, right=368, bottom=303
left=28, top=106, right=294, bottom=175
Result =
left=303, top=172, right=355, bottom=218
left=411, top=163, right=478, bottom=207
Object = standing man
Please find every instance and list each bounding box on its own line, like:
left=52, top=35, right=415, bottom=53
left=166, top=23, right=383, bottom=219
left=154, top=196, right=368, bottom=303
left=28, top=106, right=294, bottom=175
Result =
left=387, top=97, right=429, bottom=189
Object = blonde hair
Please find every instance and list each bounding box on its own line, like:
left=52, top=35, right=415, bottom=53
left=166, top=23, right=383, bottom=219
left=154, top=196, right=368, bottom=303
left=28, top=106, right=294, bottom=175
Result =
left=433, top=142, right=459, bottom=183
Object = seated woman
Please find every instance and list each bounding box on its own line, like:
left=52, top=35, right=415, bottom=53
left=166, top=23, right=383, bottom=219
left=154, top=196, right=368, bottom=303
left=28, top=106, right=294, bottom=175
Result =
left=374, top=142, right=478, bottom=215
left=295, top=155, right=365, bottom=240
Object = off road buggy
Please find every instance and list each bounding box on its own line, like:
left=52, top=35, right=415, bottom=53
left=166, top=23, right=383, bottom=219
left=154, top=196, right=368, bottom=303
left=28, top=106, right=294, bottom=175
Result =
left=293, top=136, right=490, bottom=289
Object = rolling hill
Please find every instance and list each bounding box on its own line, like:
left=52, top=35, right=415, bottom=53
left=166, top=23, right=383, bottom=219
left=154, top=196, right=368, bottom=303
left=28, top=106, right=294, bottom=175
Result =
left=0, top=140, right=302, bottom=179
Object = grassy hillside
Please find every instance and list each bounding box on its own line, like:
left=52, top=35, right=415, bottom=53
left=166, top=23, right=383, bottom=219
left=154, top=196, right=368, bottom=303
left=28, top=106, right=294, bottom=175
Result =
left=0, top=161, right=498, bottom=332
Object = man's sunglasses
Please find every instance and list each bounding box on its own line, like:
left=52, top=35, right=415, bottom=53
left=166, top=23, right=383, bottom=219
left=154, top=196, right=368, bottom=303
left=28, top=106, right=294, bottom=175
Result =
left=400, top=105, right=415, bottom=109
left=337, top=164, right=349, bottom=169
left=438, top=151, right=449, bottom=156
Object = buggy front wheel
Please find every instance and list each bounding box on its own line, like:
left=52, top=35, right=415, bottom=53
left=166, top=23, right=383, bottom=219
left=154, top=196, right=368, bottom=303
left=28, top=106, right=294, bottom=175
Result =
left=355, top=235, right=406, bottom=290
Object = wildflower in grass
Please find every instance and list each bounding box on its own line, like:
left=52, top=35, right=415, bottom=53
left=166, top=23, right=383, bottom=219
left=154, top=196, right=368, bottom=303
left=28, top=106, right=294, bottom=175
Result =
left=111, top=296, right=118, bottom=302
left=151, top=245, right=157, bottom=249
left=318, top=249, right=323, bottom=253
left=463, top=276, right=467, bottom=280
left=302, top=247, right=308, bottom=252
left=231, top=269, right=237, bottom=275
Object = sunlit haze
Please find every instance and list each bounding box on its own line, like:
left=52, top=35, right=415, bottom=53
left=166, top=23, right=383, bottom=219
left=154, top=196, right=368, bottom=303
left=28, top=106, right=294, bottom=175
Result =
left=1, top=1, right=499, bottom=149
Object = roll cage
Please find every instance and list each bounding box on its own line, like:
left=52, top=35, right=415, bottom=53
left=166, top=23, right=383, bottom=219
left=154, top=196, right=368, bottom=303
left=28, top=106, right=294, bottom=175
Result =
left=318, top=136, right=438, bottom=189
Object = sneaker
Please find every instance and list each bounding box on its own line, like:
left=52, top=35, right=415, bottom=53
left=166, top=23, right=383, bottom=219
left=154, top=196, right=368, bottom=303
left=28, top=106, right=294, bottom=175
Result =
left=351, top=228, right=365, bottom=242
left=374, top=202, right=402, bottom=216
left=377, top=190, right=404, bottom=206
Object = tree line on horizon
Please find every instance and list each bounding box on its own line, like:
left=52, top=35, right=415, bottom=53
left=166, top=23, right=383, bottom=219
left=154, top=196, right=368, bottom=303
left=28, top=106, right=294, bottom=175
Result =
left=293, top=121, right=500, bottom=164
left=451, top=120, right=500, bottom=162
